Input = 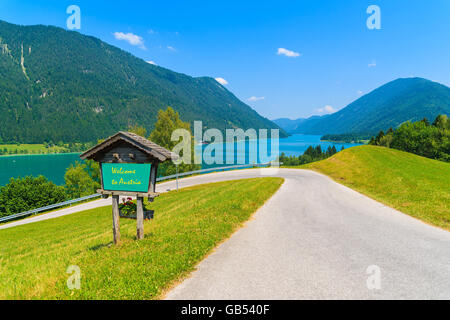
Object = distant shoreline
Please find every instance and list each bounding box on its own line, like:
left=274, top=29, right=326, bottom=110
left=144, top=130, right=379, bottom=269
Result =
left=0, top=152, right=82, bottom=158
left=320, top=139, right=369, bottom=144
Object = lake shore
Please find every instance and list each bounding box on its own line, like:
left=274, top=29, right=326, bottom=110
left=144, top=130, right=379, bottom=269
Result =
left=0, top=152, right=82, bottom=158
left=0, top=135, right=363, bottom=186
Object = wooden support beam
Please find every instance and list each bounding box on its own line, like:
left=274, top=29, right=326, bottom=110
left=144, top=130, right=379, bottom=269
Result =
left=136, top=197, right=144, bottom=240
left=97, top=189, right=159, bottom=198
left=112, top=195, right=121, bottom=245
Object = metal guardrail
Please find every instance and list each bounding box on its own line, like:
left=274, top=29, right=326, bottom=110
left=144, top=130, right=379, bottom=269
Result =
left=156, top=163, right=271, bottom=182
left=0, top=193, right=101, bottom=223
left=0, top=163, right=273, bottom=224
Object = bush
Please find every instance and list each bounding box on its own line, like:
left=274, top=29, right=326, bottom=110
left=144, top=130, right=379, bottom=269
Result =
left=0, top=176, right=67, bottom=216
left=369, top=115, right=449, bottom=162
left=64, top=161, right=100, bottom=199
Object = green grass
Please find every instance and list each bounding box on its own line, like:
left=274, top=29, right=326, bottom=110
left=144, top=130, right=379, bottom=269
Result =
left=302, top=145, right=450, bottom=230
left=0, top=144, right=69, bottom=155
left=0, top=177, right=283, bottom=300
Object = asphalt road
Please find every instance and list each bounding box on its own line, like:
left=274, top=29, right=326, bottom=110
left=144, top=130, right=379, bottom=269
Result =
left=1, top=168, right=449, bottom=299
left=164, top=169, right=450, bottom=300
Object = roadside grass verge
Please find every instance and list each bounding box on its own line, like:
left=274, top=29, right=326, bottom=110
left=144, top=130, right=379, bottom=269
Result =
left=301, top=145, right=450, bottom=230
left=0, top=177, right=283, bottom=300
left=0, top=166, right=265, bottom=227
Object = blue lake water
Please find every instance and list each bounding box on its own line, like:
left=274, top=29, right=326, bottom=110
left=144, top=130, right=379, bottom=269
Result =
left=279, top=134, right=362, bottom=156
left=0, top=135, right=362, bottom=186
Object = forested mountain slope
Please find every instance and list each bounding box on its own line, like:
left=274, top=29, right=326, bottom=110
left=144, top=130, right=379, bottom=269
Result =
left=274, top=78, right=450, bottom=135
left=0, top=20, right=285, bottom=143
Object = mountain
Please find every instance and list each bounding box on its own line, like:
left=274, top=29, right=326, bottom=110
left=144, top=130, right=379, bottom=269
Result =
left=274, top=78, right=450, bottom=135
left=0, top=20, right=285, bottom=143
left=273, top=115, right=330, bottom=134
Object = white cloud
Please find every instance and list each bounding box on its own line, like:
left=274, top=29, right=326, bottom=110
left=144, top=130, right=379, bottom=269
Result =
left=368, top=60, right=377, bottom=67
left=248, top=96, right=265, bottom=102
left=148, top=29, right=157, bottom=34
left=317, top=105, right=337, bottom=114
left=146, top=60, right=157, bottom=65
left=277, top=48, right=301, bottom=58
left=167, top=46, right=176, bottom=52
left=357, top=90, right=364, bottom=95
left=215, top=77, right=228, bottom=85
left=114, top=32, right=146, bottom=49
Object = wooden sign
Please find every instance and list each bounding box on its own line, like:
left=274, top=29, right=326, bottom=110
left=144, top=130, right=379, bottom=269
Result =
left=102, top=163, right=151, bottom=193
left=80, top=131, right=177, bottom=244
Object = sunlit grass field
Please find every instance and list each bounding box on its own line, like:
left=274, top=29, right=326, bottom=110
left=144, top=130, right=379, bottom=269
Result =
left=0, top=178, right=283, bottom=300
left=303, top=145, right=450, bottom=230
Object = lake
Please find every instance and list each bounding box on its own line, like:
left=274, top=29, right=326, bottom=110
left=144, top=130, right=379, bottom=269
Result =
left=0, top=135, right=362, bottom=186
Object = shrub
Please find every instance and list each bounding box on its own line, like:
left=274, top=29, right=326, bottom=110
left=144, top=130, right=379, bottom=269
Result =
left=0, top=176, right=67, bottom=216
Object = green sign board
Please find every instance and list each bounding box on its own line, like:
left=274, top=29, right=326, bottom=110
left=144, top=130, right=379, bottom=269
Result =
left=102, top=163, right=151, bottom=193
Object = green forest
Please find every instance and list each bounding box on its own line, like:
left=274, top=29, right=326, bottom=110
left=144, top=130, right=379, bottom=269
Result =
left=369, top=115, right=450, bottom=162
left=0, top=20, right=285, bottom=144
left=279, top=145, right=341, bottom=166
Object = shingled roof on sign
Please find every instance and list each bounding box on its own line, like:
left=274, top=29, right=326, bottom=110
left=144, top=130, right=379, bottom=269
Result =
left=80, top=131, right=178, bottom=162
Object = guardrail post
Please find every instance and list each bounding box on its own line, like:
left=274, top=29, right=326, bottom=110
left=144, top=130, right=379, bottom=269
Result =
left=176, top=164, right=179, bottom=191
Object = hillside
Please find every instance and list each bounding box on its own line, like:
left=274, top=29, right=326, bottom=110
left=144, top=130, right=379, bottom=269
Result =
left=0, top=20, right=285, bottom=143
left=274, top=78, right=450, bottom=135
left=304, top=146, right=450, bottom=230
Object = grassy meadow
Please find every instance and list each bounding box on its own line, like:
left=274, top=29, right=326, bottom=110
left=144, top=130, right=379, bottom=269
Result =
left=303, top=145, right=450, bottom=230
left=0, top=177, right=283, bottom=300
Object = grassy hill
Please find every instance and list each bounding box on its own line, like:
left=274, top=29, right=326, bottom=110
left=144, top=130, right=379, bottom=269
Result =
left=0, top=20, right=285, bottom=144
left=0, top=178, right=283, bottom=299
left=304, top=146, right=450, bottom=230
left=274, top=78, right=450, bottom=135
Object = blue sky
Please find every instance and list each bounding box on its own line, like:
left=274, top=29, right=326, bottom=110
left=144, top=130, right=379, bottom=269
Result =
left=1, top=0, right=449, bottom=120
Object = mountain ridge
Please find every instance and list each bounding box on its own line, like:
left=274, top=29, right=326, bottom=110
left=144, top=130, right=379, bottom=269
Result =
left=0, top=20, right=286, bottom=143
left=274, top=77, right=450, bottom=135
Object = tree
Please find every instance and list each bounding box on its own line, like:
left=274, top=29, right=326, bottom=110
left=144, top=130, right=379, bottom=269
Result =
left=421, top=118, right=430, bottom=126
left=64, top=162, right=100, bottom=199
left=0, top=176, right=67, bottom=216
left=278, top=144, right=341, bottom=166
left=314, top=145, right=323, bottom=158
left=83, top=160, right=101, bottom=185
left=128, top=124, right=147, bottom=137
left=433, top=115, right=449, bottom=130
left=368, top=115, right=449, bottom=162
left=304, top=146, right=315, bottom=157
left=374, top=131, right=385, bottom=145
left=149, top=107, right=200, bottom=176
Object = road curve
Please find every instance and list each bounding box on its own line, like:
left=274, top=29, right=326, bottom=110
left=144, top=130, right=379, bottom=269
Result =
left=1, top=168, right=449, bottom=299
left=164, top=169, right=450, bottom=300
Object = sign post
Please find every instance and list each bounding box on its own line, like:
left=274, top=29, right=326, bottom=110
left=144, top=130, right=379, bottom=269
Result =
left=80, top=131, right=177, bottom=244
